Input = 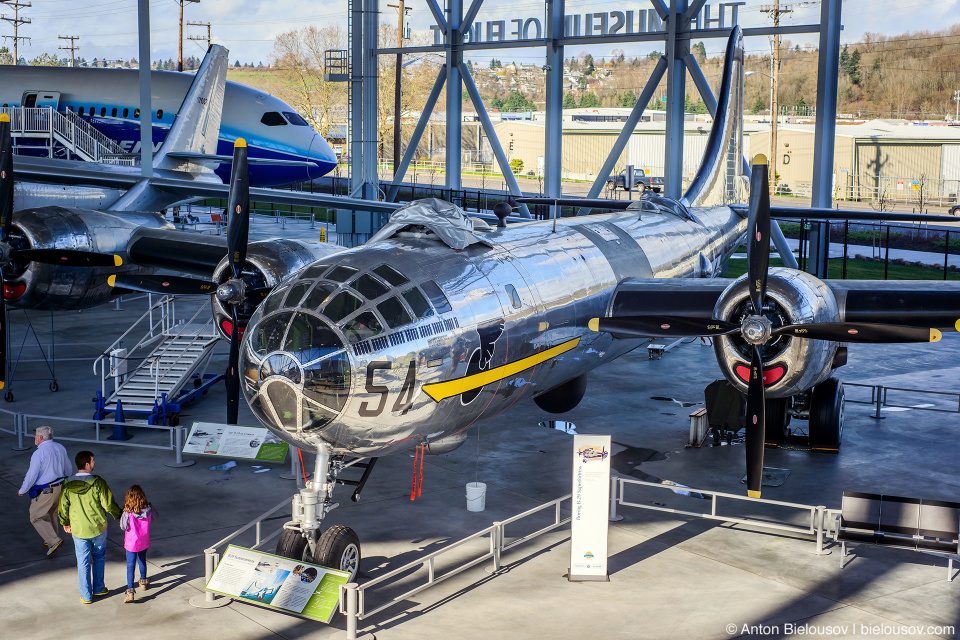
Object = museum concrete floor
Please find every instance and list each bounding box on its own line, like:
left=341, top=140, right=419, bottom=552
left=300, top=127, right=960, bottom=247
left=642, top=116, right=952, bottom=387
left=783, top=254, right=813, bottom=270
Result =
left=1, top=287, right=959, bottom=639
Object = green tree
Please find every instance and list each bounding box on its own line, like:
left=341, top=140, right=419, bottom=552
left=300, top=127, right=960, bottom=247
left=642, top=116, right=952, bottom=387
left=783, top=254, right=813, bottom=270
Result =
left=619, top=91, right=636, bottom=107
left=509, top=158, right=523, bottom=174
left=583, top=53, right=594, bottom=75
left=234, top=59, right=241, bottom=68
left=751, top=94, right=766, bottom=114
left=503, top=90, right=534, bottom=112
left=0, top=46, right=13, bottom=66
left=30, top=52, right=61, bottom=66
left=694, top=41, right=707, bottom=64
left=490, top=95, right=504, bottom=110
left=578, top=92, right=599, bottom=108
left=796, top=95, right=807, bottom=111
left=562, top=92, right=578, bottom=108
left=647, top=50, right=662, bottom=61
left=848, top=49, right=861, bottom=84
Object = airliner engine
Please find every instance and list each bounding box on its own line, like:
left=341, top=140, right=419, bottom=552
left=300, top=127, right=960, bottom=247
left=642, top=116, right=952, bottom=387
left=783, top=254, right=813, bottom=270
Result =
left=713, top=269, right=841, bottom=398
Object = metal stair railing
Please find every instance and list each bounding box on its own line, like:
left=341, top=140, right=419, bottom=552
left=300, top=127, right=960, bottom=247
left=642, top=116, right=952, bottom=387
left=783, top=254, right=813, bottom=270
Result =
left=139, top=301, right=219, bottom=402
left=94, top=295, right=177, bottom=399
left=59, top=108, right=127, bottom=160
left=0, top=106, right=127, bottom=163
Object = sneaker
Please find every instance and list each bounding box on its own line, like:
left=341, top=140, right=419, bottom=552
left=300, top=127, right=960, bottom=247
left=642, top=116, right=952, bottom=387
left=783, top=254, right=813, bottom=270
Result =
left=93, top=589, right=108, bottom=597
left=139, top=578, right=149, bottom=591
left=46, top=540, right=62, bottom=557
left=124, top=589, right=135, bottom=603
left=80, top=597, right=92, bottom=604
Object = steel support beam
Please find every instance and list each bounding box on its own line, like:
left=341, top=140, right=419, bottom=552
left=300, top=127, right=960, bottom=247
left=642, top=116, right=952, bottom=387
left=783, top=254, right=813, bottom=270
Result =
left=361, top=0, right=379, bottom=199
left=544, top=0, right=564, bottom=218
left=446, top=0, right=462, bottom=190
left=460, top=63, right=530, bottom=218
left=460, top=0, right=483, bottom=36
left=350, top=0, right=364, bottom=197
left=664, top=0, right=689, bottom=200
left=426, top=0, right=447, bottom=34
left=685, top=52, right=797, bottom=268
left=579, top=56, right=667, bottom=215
left=137, top=0, right=153, bottom=177
left=386, top=66, right=447, bottom=202
left=810, top=0, right=842, bottom=277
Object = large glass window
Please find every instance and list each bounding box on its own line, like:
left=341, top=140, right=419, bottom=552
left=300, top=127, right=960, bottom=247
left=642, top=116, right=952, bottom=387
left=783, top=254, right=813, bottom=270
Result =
left=326, top=266, right=358, bottom=282
left=283, top=111, right=309, bottom=126
left=266, top=382, right=299, bottom=431
left=303, top=353, right=350, bottom=411
left=401, top=287, right=433, bottom=319
left=251, top=312, right=292, bottom=356
left=303, top=283, right=335, bottom=310
left=420, top=280, right=452, bottom=314
left=259, top=353, right=301, bottom=384
left=373, top=264, right=408, bottom=286
left=302, top=401, right=336, bottom=432
left=322, top=290, right=363, bottom=323
left=301, top=262, right=332, bottom=280
left=283, top=313, right=343, bottom=364
left=284, top=281, right=312, bottom=308
left=260, top=285, right=289, bottom=316
left=342, top=311, right=382, bottom=344
left=377, top=296, right=413, bottom=329
left=261, top=111, right=287, bottom=126
left=352, top=273, right=389, bottom=300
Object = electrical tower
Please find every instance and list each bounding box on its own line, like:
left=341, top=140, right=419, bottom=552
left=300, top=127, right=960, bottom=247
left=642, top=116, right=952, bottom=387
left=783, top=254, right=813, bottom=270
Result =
left=58, top=34, right=79, bottom=67
left=0, top=1, right=30, bottom=65
left=177, top=0, right=200, bottom=72
left=186, top=20, right=210, bottom=49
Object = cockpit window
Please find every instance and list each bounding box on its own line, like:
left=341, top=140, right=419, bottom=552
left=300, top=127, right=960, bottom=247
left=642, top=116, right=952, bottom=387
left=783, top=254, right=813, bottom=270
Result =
left=303, top=354, right=350, bottom=411
left=302, top=401, right=336, bottom=432
left=420, top=280, right=452, bottom=314
left=303, top=283, right=336, bottom=310
left=301, top=263, right=332, bottom=280
left=284, top=282, right=312, bottom=308
left=377, top=296, right=413, bottom=329
left=322, top=290, right=363, bottom=323
left=326, top=266, right=358, bottom=282
left=373, top=264, right=408, bottom=287
left=266, top=382, right=299, bottom=431
left=251, top=312, right=293, bottom=356
left=352, top=273, right=389, bottom=300
left=401, top=287, right=434, bottom=319
left=283, top=111, right=309, bottom=126
left=283, top=312, right=343, bottom=364
left=261, top=111, right=287, bottom=126
left=261, top=285, right=290, bottom=317
left=342, top=311, right=383, bottom=344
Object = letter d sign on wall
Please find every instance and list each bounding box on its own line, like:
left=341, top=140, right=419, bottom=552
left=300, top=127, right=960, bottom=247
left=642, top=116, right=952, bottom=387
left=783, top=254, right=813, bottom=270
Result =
left=569, top=434, right=611, bottom=582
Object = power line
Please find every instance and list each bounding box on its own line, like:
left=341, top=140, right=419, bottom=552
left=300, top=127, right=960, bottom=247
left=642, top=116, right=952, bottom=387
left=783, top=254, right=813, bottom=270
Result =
left=58, top=34, right=78, bottom=66
left=0, top=1, right=30, bottom=64
left=186, top=19, right=209, bottom=49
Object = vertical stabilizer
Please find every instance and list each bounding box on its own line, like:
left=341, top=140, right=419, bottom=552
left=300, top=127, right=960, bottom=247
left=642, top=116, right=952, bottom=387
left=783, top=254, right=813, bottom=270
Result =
left=681, top=28, right=746, bottom=208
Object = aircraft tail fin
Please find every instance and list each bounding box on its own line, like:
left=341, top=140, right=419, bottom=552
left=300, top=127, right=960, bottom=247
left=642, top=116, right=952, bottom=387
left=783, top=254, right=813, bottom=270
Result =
left=681, top=28, right=747, bottom=208
left=153, top=44, right=229, bottom=173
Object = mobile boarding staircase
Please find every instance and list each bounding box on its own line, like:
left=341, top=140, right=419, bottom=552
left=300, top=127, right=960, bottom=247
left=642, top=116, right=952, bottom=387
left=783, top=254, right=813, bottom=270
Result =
left=1, top=106, right=129, bottom=164
left=93, top=296, right=223, bottom=425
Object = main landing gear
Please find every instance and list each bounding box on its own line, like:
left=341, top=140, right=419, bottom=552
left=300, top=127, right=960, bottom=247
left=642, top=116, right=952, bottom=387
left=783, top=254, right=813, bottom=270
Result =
left=274, top=444, right=377, bottom=581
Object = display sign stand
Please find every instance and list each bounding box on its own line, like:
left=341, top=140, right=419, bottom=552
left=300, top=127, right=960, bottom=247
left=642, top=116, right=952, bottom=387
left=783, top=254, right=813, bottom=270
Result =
left=568, top=435, right=612, bottom=582
left=183, top=422, right=289, bottom=462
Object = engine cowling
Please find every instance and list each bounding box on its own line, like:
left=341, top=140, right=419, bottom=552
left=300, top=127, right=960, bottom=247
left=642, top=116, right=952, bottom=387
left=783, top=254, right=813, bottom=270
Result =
left=211, top=239, right=344, bottom=340
left=4, top=207, right=166, bottom=310
left=714, top=268, right=840, bottom=398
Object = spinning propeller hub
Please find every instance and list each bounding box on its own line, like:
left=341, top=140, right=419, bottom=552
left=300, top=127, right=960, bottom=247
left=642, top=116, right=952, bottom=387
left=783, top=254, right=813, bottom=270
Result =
left=217, top=280, right=244, bottom=304
left=741, top=314, right=772, bottom=345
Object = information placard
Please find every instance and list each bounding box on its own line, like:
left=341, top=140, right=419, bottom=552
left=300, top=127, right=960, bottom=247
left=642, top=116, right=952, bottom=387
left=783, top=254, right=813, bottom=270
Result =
left=207, top=545, right=350, bottom=623
left=183, top=422, right=288, bottom=462
left=569, top=434, right=611, bottom=582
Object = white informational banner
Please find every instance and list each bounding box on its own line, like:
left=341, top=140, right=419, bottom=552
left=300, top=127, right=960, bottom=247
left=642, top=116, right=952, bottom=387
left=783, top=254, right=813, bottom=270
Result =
left=569, top=434, right=611, bottom=582
left=183, top=422, right=289, bottom=462
left=206, top=545, right=350, bottom=623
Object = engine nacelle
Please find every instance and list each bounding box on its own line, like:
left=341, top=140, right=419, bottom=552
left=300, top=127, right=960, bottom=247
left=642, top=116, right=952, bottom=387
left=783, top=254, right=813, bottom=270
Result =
left=211, top=239, right=344, bottom=339
left=5, top=207, right=166, bottom=310
left=714, top=268, right=840, bottom=398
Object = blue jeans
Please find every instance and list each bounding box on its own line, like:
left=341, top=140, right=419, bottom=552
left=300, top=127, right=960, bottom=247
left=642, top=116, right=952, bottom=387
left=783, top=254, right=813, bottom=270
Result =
left=126, top=549, right=147, bottom=589
left=73, top=529, right=108, bottom=602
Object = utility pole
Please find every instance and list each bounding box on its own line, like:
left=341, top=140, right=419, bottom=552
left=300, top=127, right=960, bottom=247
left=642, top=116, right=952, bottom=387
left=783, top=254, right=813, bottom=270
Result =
left=0, top=1, right=30, bottom=65
left=58, top=35, right=78, bottom=67
left=387, top=0, right=408, bottom=179
left=186, top=21, right=211, bottom=49
left=954, top=89, right=960, bottom=123
left=761, top=2, right=791, bottom=193
left=177, top=0, right=200, bottom=72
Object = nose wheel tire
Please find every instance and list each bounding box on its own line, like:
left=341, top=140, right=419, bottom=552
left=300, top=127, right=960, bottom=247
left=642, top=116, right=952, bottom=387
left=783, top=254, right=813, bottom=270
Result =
left=809, top=377, right=843, bottom=453
left=315, top=525, right=361, bottom=582
left=276, top=528, right=313, bottom=563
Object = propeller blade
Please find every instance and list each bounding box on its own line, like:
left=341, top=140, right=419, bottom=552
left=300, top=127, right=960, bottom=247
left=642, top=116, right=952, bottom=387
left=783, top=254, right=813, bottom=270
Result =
left=0, top=114, right=12, bottom=242
left=14, top=249, right=122, bottom=268
left=744, top=347, right=766, bottom=498
left=226, top=306, right=240, bottom=425
left=107, top=274, right=215, bottom=296
left=225, top=139, right=250, bottom=279
left=773, top=322, right=941, bottom=344
left=589, top=316, right=739, bottom=337
left=747, top=154, right=770, bottom=314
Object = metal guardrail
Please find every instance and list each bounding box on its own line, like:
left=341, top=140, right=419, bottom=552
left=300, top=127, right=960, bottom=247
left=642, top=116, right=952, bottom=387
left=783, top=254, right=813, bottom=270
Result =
left=844, top=382, right=960, bottom=418
left=94, top=295, right=176, bottom=398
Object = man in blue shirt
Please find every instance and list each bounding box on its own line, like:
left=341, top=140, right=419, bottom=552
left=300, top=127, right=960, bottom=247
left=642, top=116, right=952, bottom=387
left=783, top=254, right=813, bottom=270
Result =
left=18, top=425, right=72, bottom=556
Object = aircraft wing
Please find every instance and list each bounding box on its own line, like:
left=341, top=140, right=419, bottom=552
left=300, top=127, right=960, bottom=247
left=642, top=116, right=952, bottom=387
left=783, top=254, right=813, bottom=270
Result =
left=13, top=156, right=142, bottom=189
left=127, top=227, right=227, bottom=277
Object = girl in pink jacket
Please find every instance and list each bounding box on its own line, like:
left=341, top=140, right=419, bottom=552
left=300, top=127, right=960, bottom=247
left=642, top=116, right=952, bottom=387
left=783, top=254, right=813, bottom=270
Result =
left=120, top=485, right=155, bottom=603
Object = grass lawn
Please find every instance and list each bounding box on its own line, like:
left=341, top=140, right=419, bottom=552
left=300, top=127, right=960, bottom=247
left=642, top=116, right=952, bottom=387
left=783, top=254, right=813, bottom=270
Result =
left=724, top=257, right=960, bottom=280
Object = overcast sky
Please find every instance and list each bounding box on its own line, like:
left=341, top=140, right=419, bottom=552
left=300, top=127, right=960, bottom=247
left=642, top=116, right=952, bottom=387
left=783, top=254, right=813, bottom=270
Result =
left=10, top=0, right=960, bottom=65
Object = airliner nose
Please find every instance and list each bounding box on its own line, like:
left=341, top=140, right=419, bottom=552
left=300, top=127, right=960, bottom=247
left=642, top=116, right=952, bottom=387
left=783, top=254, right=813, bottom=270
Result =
left=307, top=134, right=337, bottom=179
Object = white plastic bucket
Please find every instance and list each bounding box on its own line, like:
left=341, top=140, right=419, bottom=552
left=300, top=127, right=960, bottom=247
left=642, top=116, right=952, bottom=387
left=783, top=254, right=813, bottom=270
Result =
left=465, top=482, right=486, bottom=512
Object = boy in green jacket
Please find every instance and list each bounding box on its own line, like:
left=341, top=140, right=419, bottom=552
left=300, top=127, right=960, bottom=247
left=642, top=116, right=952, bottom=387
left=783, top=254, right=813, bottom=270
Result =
left=58, top=451, right=122, bottom=603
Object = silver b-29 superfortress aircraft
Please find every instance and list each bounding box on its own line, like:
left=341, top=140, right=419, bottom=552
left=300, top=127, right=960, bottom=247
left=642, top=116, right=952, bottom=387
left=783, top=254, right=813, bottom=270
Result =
left=94, top=28, right=958, bottom=579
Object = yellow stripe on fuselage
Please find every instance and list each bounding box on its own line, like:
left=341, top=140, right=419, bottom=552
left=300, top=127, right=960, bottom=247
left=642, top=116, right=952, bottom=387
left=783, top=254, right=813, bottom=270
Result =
left=422, top=337, right=581, bottom=402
